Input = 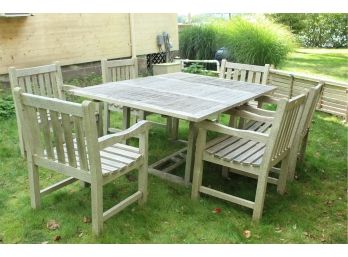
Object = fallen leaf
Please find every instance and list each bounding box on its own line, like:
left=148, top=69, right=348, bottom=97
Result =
left=212, top=208, right=221, bottom=214
left=275, top=227, right=282, bottom=233
left=78, top=232, right=84, bottom=238
left=53, top=235, right=61, bottom=241
left=47, top=220, right=60, bottom=230
left=243, top=230, right=251, bottom=239
left=41, top=241, right=49, bottom=244
left=83, top=216, right=91, bottom=224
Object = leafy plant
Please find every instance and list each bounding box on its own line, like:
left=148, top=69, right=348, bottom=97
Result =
left=268, top=13, right=348, bottom=48
left=0, top=95, right=15, bottom=119
left=183, top=63, right=217, bottom=76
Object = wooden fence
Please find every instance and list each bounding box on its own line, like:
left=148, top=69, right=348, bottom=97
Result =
left=268, top=69, right=348, bottom=120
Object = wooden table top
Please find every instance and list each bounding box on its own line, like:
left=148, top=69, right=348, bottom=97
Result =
left=70, top=72, right=276, bottom=122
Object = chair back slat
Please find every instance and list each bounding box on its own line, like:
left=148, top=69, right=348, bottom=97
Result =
left=13, top=89, right=97, bottom=174
left=73, top=116, right=89, bottom=171
left=38, top=108, right=54, bottom=159
left=219, top=60, right=270, bottom=85
left=101, top=58, right=138, bottom=83
left=61, top=113, right=77, bottom=167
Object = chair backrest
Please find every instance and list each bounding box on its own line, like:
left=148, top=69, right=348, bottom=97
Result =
left=219, top=59, right=270, bottom=85
left=262, top=93, right=307, bottom=167
left=9, top=62, right=65, bottom=99
left=101, top=58, right=138, bottom=83
left=298, top=83, right=323, bottom=136
left=13, top=87, right=101, bottom=176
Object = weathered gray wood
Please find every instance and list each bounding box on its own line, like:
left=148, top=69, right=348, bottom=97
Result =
left=40, top=177, right=78, bottom=197
left=220, top=60, right=270, bottom=85
left=200, top=186, right=255, bottom=209
left=103, top=191, right=142, bottom=221
left=70, top=72, right=276, bottom=122
left=14, top=89, right=150, bottom=236
left=192, top=93, right=307, bottom=221
left=70, top=72, right=275, bottom=185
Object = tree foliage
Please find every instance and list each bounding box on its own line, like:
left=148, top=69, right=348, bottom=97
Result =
left=268, top=13, right=348, bottom=48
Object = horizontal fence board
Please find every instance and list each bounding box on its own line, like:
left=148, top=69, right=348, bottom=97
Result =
left=268, top=69, right=348, bottom=119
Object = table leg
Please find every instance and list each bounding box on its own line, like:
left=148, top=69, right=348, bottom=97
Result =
left=184, top=121, right=198, bottom=185
left=96, top=101, right=103, bottom=137
left=122, top=107, right=131, bottom=129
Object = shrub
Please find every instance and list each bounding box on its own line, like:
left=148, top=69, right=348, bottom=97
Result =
left=215, top=17, right=296, bottom=67
left=179, top=25, right=218, bottom=60
left=0, top=95, right=15, bottom=119
left=179, top=16, right=296, bottom=67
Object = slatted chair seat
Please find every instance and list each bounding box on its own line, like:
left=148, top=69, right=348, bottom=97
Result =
left=44, top=142, right=142, bottom=177
left=205, top=121, right=272, bottom=167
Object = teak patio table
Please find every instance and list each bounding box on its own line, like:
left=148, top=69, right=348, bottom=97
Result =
left=69, top=72, right=276, bottom=185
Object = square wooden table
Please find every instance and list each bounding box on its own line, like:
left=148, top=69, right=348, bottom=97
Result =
left=69, top=72, right=276, bottom=185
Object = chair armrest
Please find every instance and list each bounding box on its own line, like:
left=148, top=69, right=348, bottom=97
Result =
left=235, top=105, right=275, bottom=117
left=98, top=120, right=152, bottom=149
left=196, top=120, right=269, bottom=144
left=62, top=84, right=79, bottom=92
left=254, top=95, right=280, bottom=105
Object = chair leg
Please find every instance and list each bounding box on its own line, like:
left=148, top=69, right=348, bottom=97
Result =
left=287, top=139, right=301, bottom=182
left=91, top=182, right=103, bottom=236
left=252, top=171, right=269, bottom=221
left=191, top=128, right=206, bottom=199
left=138, top=164, right=148, bottom=206
left=277, top=156, right=290, bottom=194
left=122, top=107, right=131, bottom=130
left=298, top=131, right=309, bottom=165
left=171, top=118, right=179, bottom=140
left=166, top=116, right=172, bottom=137
left=28, top=159, right=41, bottom=209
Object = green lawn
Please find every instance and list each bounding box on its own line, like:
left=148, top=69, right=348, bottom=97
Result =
left=0, top=77, right=347, bottom=243
left=281, top=48, right=348, bottom=82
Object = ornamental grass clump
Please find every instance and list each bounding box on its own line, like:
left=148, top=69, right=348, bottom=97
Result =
left=179, top=25, right=218, bottom=60
left=179, top=16, right=296, bottom=67
left=215, top=17, right=296, bottom=67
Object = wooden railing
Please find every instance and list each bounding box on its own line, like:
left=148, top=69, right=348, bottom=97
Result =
left=268, top=69, right=348, bottom=120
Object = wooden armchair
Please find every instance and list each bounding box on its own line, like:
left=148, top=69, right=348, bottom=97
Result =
left=8, top=62, right=81, bottom=157
left=191, top=94, right=307, bottom=221
left=13, top=87, right=150, bottom=236
left=235, top=83, right=324, bottom=181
